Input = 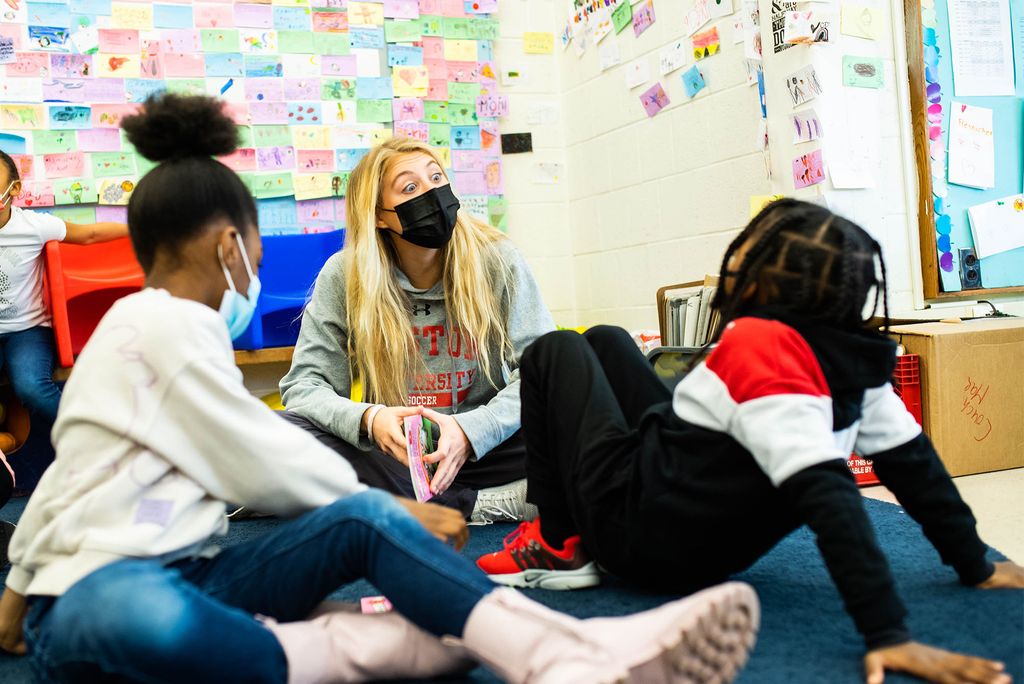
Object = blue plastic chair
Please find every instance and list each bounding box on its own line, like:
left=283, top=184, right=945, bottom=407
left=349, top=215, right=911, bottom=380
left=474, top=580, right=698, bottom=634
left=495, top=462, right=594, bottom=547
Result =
left=234, top=230, right=345, bottom=350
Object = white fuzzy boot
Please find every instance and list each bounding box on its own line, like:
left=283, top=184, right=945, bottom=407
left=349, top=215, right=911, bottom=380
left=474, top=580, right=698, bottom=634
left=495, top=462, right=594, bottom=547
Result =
left=264, top=602, right=474, bottom=684
left=461, top=582, right=759, bottom=684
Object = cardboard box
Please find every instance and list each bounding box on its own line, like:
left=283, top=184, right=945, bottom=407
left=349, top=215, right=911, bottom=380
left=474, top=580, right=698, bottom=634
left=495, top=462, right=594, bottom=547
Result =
left=889, top=318, right=1024, bottom=477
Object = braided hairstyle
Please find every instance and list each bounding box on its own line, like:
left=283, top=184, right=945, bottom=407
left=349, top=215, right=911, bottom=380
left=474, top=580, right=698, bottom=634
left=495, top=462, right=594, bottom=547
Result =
left=708, top=198, right=889, bottom=346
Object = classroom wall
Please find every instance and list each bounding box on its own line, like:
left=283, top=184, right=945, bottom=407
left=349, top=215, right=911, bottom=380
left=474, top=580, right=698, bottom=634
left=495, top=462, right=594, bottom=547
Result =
left=556, top=2, right=770, bottom=330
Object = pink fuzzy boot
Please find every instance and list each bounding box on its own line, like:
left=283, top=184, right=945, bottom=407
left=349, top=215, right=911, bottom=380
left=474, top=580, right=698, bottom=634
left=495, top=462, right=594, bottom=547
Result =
left=461, top=582, right=759, bottom=684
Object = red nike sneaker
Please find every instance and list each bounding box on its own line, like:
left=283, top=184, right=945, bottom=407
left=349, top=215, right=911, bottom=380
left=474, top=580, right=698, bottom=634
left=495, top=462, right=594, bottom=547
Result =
left=476, top=519, right=601, bottom=590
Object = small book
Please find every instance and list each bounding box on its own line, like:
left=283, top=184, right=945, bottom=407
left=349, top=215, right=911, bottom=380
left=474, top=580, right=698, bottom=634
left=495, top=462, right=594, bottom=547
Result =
left=404, top=414, right=438, bottom=502
left=682, top=294, right=701, bottom=347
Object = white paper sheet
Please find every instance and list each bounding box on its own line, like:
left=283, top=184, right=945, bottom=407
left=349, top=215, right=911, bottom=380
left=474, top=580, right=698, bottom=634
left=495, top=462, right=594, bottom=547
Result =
left=946, top=0, right=1015, bottom=97
left=947, top=102, right=995, bottom=189
left=967, top=195, right=1024, bottom=258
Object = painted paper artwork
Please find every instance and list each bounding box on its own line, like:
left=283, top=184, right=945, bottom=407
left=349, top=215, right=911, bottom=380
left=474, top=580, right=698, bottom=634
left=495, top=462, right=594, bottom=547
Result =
left=843, top=55, right=884, bottom=88
left=785, top=64, right=823, bottom=106
left=792, top=149, right=826, bottom=189
left=632, top=0, right=657, bottom=38
left=692, top=27, right=721, bottom=60
left=639, top=82, right=671, bottom=117
left=682, top=65, right=707, bottom=98
left=792, top=109, right=824, bottom=143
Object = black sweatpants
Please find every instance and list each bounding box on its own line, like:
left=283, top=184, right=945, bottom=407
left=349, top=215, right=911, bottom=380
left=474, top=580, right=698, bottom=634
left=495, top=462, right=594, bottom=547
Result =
left=280, top=412, right=528, bottom=519
left=520, top=325, right=671, bottom=574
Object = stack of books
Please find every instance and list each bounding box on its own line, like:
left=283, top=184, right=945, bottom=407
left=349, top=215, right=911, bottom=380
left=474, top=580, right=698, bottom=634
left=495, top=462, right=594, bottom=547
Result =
left=660, top=275, right=720, bottom=348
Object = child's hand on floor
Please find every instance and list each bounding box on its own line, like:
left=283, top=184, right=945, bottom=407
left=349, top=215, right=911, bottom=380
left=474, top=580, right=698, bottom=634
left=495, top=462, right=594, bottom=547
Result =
left=977, top=561, right=1024, bottom=590
left=864, top=641, right=1009, bottom=684
left=0, top=587, right=27, bottom=655
left=397, top=497, right=469, bottom=551
left=419, top=408, right=472, bottom=496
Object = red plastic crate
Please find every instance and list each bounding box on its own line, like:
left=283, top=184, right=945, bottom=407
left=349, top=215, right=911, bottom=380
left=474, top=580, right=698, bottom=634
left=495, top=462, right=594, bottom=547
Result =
left=849, top=354, right=922, bottom=486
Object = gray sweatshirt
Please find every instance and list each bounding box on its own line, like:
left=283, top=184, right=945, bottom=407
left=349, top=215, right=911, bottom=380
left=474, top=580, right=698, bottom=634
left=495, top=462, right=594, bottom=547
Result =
left=280, top=239, right=556, bottom=458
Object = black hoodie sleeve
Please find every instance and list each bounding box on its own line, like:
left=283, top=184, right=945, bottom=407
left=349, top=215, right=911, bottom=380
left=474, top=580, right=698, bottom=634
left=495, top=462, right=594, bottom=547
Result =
left=868, top=433, right=994, bottom=585
left=779, top=461, right=910, bottom=650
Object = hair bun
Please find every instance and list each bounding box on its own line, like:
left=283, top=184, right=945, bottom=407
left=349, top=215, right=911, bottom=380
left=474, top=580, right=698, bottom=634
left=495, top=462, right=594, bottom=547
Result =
left=121, top=93, right=239, bottom=163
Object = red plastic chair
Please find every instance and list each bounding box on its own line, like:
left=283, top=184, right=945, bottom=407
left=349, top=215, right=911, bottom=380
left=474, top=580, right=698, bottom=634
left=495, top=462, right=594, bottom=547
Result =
left=44, top=238, right=145, bottom=368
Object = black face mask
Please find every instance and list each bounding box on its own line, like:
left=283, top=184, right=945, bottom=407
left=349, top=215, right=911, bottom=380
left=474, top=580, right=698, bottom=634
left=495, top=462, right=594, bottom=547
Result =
left=382, top=184, right=461, bottom=249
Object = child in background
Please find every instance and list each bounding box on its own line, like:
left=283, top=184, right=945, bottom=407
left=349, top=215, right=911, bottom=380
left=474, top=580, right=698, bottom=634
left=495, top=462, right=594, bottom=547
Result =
left=0, top=152, right=128, bottom=425
left=479, top=199, right=1024, bottom=684
left=0, top=94, right=761, bottom=684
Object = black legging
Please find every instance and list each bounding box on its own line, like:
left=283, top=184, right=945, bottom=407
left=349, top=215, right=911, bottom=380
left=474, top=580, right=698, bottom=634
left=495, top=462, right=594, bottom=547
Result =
left=279, top=412, right=527, bottom=519
left=520, top=325, right=669, bottom=557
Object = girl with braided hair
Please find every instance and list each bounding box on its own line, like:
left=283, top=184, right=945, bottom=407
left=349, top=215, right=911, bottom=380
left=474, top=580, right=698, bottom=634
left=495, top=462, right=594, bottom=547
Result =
left=479, top=199, right=1024, bottom=683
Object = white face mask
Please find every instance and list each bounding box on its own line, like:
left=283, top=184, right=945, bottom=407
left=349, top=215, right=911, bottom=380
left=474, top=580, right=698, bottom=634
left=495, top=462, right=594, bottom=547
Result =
left=217, top=233, right=262, bottom=340
left=0, top=181, right=17, bottom=211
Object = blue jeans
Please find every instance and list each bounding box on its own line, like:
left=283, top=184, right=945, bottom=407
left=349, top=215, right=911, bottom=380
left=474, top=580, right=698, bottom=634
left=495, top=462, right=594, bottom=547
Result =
left=0, top=326, right=62, bottom=423
left=23, top=490, right=496, bottom=683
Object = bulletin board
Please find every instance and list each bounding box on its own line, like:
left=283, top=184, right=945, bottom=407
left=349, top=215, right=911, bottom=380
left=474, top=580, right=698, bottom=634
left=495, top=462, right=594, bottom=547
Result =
left=904, top=0, right=1024, bottom=299
left=0, top=0, right=509, bottom=236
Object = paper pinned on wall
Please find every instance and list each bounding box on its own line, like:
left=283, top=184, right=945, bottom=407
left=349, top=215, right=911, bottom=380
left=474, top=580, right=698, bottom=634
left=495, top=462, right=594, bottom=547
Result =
left=658, top=40, right=688, bottom=75
left=967, top=195, right=1024, bottom=258
left=683, top=0, right=712, bottom=37
left=840, top=4, right=882, bottom=40
left=681, top=64, right=706, bottom=98
left=842, top=55, right=884, bottom=88
left=599, top=40, right=621, bottom=71
left=946, top=0, right=1015, bottom=97
left=612, top=1, right=633, bottom=33
left=0, top=37, right=14, bottom=64
left=792, top=108, right=823, bottom=143
left=692, top=27, right=720, bottom=60
left=625, top=57, right=651, bottom=89
left=639, top=82, right=671, bottom=117
left=709, top=0, right=734, bottom=19
left=591, top=8, right=613, bottom=43
left=523, top=32, right=554, bottom=54
left=532, top=162, right=563, bottom=184
left=632, top=0, right=656, bottom=37
left=785, top=64, right=823, bottom=106
left=947, top=102, right=995, bottom=189
left=792, top=149, right=826, bottom=189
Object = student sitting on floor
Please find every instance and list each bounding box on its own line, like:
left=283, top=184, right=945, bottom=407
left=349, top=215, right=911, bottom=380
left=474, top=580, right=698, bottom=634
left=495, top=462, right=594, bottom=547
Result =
left=477, top=199, right=1024, bottom=684
left=0, top=151, right=128, bottom=426
left=279, top=138, right=554, bottom=524
left=0, top=93, right=761, bottom=684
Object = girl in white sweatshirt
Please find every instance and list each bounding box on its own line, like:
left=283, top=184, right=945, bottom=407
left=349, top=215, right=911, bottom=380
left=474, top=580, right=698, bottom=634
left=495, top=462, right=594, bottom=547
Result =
left=0, top=93, right=760, bottom=684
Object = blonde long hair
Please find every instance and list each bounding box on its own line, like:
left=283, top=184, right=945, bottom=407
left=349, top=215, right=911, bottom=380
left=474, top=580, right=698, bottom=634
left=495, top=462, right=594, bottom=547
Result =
left=344, top=138, right=514, bottom=407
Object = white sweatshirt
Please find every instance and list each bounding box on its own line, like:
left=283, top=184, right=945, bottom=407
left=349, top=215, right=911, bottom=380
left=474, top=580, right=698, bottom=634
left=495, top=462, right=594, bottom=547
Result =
left=6, top=289, right=367, bottom=597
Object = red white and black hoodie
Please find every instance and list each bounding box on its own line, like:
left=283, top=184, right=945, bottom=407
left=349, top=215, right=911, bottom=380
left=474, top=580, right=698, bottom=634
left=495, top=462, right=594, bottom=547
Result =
left=629, top=312, right=993, bottom=651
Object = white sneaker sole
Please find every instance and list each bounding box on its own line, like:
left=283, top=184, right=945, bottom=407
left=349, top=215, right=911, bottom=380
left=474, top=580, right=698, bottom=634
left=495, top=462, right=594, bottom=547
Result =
left=488, top=562, right=602, bottom=590
left=618, top=582, right=760, bottom=684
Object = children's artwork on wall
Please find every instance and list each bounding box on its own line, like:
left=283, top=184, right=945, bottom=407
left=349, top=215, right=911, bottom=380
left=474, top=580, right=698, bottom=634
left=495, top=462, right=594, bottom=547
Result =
left=785, top=64, right=823, bottom=106
left=612, top=1, right=633, bottom=34
left=681, top=65, right=707, bottom=98
left=692, top=27, right=721, bottom=60
left=639, top=82, right=670, bottom=117
left=842, top=55, right=884, bottom=88
left=771, top=0, right=796, bottom=53
left=632, top=0, right=656, bottom=38
left=947, top=102, right=995, bottom=189
left=683, top=0, right=712, bottom=36
left=625, top=57, right=651, bottom=89
left=784, top=11, right=831, bottom=44
left=591, top=8, right=613, bottom=43
left=840, top=4, right=882, bottom=40
left=792, top=108, right=824, bottom=143
left=500, top=132, right=532, bottom=154
left=792, top=149, right=826, bottom=188
left=659, top=40, right=688, bottom=75
left=523, top=32, right=554, bottom=54
left=0, top=2, right=508, bottom=231
left=599, top=41, right=622, bottom=71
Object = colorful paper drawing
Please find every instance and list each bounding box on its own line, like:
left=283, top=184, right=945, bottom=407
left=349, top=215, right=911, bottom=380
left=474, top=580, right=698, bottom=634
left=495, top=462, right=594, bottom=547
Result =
left=770, top=0, right=796, bottom=53
left=91, top=152, right=136, bottom=177
left=220, top=148, right=258, bottom=172
left=792, top=109, right=824, bottom=143
left=659, top=40, right=688, bottom=75
left=611, top=1, right=632, bottom=33
left=293, top=127, right=333, bottom=150
left=257, top=146, right=297, bottom=171
left=681, top=65, right=706, bottom=98
left=254, top=172, right=295, bottom=199
left=349, top=1, right=385, bottom=25
left=44, top=152, right=87, bottom=179
left=632, top=0, right=656, bottom=37
left=48, top=106, right=92, bottom=130
left=14, top=182, right=55, bottom=208
left=475, top=95, right=509, bottom=118
left=842, top=55, right=883, bottom=88
left=639, top=82, right=670, bottom=117
left=394, top=120, right=429, bottom=141
left=54, top=178, right=98, bottom=206
left=50, top=54, right=92, bottom=78
left=683, top=0, right=712, bottom=36
left=523, top=32, right=554, bottom=54
left=392, top=65, right=429, bottom=97
left=792, top=149, right=826, bottom=189
left=393, top=98, right=425, bottom=122
left=591, top=8, right=613, bottom=43
left=451, top=125, right=481, bottom=150
left=287, top=103, right=322, bottom=125
left=4, top=52, right=46, bottom=76
left=27, top=26, right=71, bottom=52
left=336, top=148, right=369, bottom=172
left=692, top=27, right=720, bottom=60
left=97, top=178, right=135, bottom=206
left=785, top=64, right=823, bottom=106
left=357, top=99, right=393, bottom=122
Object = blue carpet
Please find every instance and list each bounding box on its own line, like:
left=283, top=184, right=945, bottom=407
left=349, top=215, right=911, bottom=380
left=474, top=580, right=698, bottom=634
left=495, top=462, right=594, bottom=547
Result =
left=0, top=496, right=1019, bottom=683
